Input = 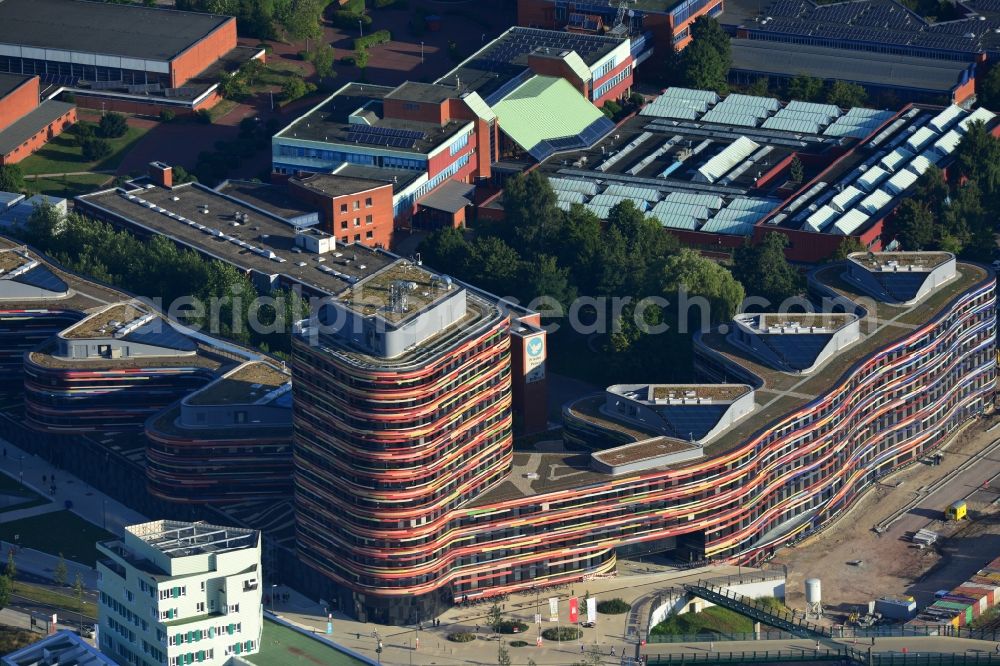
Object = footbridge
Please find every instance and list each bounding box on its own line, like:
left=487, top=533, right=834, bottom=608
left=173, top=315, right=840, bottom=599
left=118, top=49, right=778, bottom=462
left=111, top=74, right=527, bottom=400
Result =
left=682, top=581, right=827, bottom=638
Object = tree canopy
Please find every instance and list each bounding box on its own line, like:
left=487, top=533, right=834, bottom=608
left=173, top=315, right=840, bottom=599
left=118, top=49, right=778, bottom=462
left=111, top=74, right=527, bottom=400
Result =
left=681, top=17, right=730, bottom=93
left=0, top=165, right=25, bottom=193
left=825, top=80, right=867, bottom=108
left=732, top=232, right=802, bottom=306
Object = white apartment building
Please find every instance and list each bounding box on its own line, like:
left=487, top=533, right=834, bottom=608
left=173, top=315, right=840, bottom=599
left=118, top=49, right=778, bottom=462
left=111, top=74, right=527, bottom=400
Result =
left=96, top=520, right=263, bottom=666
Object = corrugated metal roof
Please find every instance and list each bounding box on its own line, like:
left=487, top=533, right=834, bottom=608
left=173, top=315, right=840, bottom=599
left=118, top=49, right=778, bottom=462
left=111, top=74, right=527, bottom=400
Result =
left=928, top=105, right=964, bottom=133
left=548, top=177, right=598, bottom=196
left=700, top=215, right=756, bottom=236
left=933, top=129, right=962, bottom=155
left=908, top=154, right=932, bottom=176
left=906, top=126, right=938, bottom=152
left=663, top=192, right=724, bottom=209
left=831, top=208, right=870, bottom=236
left=880, top=147, right=914, bottom=172
left=603, top=183, right=662, bottom=202
left=885, top=168, right=919, bottom=194
left=831, top=185, right=865, bottom=212
left=958, top=107, right=996, bottom=132
left=588, top=194, right=648, bottom=211
left=650, top=210, right=700, bottom=230
left=491, top=75, right=604, bottom=152
left=858, top=189, right=893, bottom=215
left=761, top=116, right=822, bottom=134
left=856, top=165, right=889, bottom=191
left=785, top=100, right=842, bottom=117
left=805, top=205, right=838, bottom=232
left=461, top=91, right=497, bottom=123
left=695, top=136, right=760, bottom=183
left=651, top=200, right=710, bottom=219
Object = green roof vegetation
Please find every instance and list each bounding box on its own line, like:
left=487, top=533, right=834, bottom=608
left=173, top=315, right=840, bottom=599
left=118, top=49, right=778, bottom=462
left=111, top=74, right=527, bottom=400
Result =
left=247, top=619, right=366, bottom=666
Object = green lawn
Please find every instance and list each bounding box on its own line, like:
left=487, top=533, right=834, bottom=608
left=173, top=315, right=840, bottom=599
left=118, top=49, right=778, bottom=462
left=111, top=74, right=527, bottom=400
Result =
left=25, top=173, right=113, bottom=198
left=13, top=580, right=97, bottom=619
left=0, top=471, right=49, bottom=514
left=0, top=510, right=114, bottom=567
left=650, top=606, right=754, bottom=636
left=18, top=124, right=151, bottom=176
left=247, top=619, right=366, bottom=666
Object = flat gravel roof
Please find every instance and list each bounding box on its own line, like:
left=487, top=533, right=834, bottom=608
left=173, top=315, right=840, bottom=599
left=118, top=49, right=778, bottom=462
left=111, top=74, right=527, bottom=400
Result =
left=0, top=0, right=231, bottom=62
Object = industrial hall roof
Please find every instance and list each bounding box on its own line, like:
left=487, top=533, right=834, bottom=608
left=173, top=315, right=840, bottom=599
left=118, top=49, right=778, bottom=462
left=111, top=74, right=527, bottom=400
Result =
left=0, top=0, right=232, bottom=61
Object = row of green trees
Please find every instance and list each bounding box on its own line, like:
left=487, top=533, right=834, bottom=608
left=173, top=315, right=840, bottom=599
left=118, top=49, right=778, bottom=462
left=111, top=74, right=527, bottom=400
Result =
left=20, top=205, right=307, bottom=355
left=892, top=121, right=999, bottom=259
left=419, top=172, right=803, bottom=385
left=175, top=0, right=325, bottom=42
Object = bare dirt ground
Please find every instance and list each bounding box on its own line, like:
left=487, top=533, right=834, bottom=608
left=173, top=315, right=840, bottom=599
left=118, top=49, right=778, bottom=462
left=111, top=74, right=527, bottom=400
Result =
left=772, top=415, right=1000, bottom=621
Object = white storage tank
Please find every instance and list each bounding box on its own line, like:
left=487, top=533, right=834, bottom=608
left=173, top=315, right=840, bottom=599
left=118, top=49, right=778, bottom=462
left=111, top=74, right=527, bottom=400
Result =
left=805, top=578, right=822, bottom=606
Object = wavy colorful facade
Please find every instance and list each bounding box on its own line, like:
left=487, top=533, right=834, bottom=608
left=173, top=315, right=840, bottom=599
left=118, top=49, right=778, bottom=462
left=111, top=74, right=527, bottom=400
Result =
left=296, top=254, right=995, bottom=624
left=145, top=361, right=294, bottom=504
left=24, top=359, right=218, bottom=434
left=291, top=289, right=514, bottom=622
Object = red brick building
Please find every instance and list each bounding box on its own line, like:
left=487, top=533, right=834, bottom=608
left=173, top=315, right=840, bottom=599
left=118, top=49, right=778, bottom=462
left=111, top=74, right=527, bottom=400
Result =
left=0, top=74, right=76, bottom=166
left=0, top=0, right=261, bottom=116
left=289, top=174, right=396, bottom=248
left=516, top=0, right=719, bottom=51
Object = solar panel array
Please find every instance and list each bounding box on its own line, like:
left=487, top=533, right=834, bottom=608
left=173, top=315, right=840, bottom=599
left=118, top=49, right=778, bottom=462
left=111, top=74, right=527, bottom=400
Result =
left=749, top=0, right=1000, bottom=55
left=477, top=26, right=621, bottom=69
left=346, top=125, right=425, bottom=149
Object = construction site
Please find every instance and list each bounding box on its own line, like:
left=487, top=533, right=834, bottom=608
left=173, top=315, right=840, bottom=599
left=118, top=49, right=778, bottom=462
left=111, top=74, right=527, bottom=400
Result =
left=771, top=414, right=1000, bottom=630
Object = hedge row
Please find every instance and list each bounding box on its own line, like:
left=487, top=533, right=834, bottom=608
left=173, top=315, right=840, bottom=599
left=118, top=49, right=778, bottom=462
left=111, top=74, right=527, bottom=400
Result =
left=354, top=29, right=391, bottom=51
left=330, top=10, right=371, bottom=29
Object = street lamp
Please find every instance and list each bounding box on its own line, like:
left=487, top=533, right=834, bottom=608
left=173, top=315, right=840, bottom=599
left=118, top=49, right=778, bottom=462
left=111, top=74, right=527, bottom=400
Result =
left=420, top=42, right=424, bottom=64
left=270, top=584, right=277, bottom=615
left=359, top=19, right=363, bottom=37
left=17, top=455, right=23, bottom=487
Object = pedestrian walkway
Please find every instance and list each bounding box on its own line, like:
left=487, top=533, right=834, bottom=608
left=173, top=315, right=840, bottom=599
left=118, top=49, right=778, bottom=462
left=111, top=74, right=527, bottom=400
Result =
left=0, top=438, right=147, bottom=539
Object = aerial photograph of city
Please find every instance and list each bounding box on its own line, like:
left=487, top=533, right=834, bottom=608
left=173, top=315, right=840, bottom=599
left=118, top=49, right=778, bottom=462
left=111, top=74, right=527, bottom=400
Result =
left=4, top=0, right=1000, bottom=663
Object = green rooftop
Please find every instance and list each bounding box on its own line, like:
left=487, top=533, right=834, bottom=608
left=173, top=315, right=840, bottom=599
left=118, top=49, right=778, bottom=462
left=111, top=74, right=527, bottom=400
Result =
left=491, top=75, right=605, bottom=153
left=247, top=619, right=367, bottom=666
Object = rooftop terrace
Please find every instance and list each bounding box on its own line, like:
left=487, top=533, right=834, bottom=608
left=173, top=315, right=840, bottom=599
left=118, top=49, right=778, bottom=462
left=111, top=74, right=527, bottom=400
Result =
left=60, top=302, right=146, bottom=339
left=338, top=260, right=455, bottom=325
left=472, top=259, right=989, bottom=504
left=851, top=251, right=952, bottom=271
left=184, top=361, right=289, bottom=406
left=127, top=519, right=258, bottom=558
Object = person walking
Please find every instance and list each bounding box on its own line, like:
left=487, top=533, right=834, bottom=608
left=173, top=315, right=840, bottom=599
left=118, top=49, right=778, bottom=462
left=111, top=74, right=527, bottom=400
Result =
left=610, top=646, right=616, bottom=656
